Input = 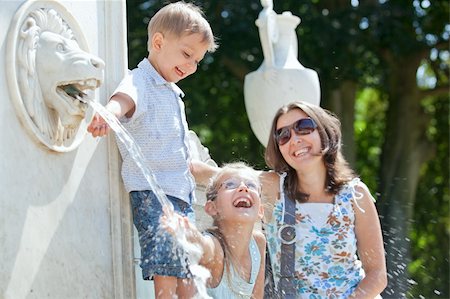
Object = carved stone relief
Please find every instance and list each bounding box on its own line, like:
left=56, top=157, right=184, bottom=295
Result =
left=6, top=1, right=104, bottom=152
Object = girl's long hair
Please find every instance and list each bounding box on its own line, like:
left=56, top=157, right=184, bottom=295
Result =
left=204, top=162, right=260, bottom=285
left=265, top=101, right=355, bottom=202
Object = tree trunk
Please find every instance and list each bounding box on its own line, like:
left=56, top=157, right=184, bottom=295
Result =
left=378, top=53, right=432, bottom=298
left=326, top=80, right=357, bottom=168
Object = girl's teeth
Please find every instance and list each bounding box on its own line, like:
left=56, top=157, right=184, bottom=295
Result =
left=234, top=198, right=251, bottom=208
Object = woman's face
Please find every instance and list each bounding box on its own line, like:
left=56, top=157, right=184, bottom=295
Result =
left=276, top=109, right=322, bottom=171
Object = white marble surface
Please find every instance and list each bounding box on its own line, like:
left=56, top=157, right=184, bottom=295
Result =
left=1, top=1, right=132, bottom=298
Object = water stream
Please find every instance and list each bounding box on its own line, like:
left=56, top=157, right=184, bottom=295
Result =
left=88, top=101, right=211, bottom=298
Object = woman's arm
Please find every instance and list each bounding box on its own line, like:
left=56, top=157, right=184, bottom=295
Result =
left=191, top=161, right=280, bottom=201
left=259, top=171, right=280, bottom=223
left=350, top=184, right=387, bottom=298
left=190, top=159, right=220, bottom=188
left=251, top=230, right=267, bottom=299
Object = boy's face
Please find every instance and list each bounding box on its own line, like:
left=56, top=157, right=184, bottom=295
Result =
left=151, top=32, right=209, bottom=83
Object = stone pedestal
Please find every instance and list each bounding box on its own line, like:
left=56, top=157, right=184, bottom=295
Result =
left=1, top=1, right=133, bottom=298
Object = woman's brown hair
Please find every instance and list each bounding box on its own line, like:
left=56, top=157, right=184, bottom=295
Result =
left=265, top=101, right=355, bottom=202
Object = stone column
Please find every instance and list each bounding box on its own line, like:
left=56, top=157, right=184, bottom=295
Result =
left=1, top=1, right=133, bottom=298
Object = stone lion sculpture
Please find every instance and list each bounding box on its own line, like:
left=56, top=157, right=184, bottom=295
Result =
left=16, top=8, right=104, bottom=148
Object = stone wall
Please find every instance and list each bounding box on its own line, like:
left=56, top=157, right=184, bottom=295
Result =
left=0, top=1, right=134, bottom=298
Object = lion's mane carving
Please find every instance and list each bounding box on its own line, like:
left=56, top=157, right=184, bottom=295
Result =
left=16, top=8, right=104, bottom=147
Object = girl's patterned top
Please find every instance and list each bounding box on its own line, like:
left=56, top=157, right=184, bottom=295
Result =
left=265, top=173, right=366, bottom=298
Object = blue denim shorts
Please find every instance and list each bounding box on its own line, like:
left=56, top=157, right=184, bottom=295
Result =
left=130, top=190, right=195, bottom=280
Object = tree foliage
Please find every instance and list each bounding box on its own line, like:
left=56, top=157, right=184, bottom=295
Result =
left=408, top=96, right=449, bottom=298
left=126, top=0, right=449, bottom=297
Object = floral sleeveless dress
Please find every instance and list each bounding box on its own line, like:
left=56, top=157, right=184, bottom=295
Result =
left=265, top=173, right=366, bottom=298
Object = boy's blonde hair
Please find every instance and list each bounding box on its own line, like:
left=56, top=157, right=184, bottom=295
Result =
left=147, top=1, right=218, bottom=53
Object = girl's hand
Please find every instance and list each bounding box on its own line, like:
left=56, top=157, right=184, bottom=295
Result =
left=160, top=211, right=186, bottom=236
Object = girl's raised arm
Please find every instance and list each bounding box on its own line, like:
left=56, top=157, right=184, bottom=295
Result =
left=160, top=213, right=222, bottom=268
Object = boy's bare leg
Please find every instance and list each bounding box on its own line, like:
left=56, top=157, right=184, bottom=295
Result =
left=153, top=276, right=196, bottom=298
left=177, top=278, right=196, bottom=298
left=153, top=275, right=177, bottom=299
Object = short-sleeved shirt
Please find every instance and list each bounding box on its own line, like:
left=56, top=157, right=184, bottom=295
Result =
left=265, top=174, right=365, bottom=298
left=112, top=58, right=195, bottom=204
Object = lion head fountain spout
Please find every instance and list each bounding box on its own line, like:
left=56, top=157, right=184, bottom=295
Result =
left=7, top=4, right=105, bottom=151
left=35, top=30, right=104, bottom=128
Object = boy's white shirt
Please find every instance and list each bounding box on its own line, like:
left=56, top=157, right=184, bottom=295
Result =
left=112, top=58, right=196, bottom=203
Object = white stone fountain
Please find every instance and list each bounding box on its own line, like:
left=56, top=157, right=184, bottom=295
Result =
left=1, top=1, right=133, bottom=298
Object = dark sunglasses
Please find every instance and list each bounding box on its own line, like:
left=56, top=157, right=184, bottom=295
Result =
left=275, top=118, right=317, bottom=146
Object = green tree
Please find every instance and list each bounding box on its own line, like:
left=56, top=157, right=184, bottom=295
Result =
left=277, top=1, right=449, bottom=296
left=408, top=96, right=449, bottom=298
left=126, top=1, right=449, bottom=297
left=361, top=2, right=449, bottom=297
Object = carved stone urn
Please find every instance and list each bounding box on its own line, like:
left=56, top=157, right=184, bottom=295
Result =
left=244, top=5, right=320, bottom=146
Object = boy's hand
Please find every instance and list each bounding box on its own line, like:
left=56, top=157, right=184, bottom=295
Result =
left=87, top=93, right=135, bottom=138
left=87, top=113, right=110, bottom=137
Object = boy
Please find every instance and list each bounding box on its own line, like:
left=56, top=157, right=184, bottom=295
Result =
left=88, top=2, right=217, bottom=298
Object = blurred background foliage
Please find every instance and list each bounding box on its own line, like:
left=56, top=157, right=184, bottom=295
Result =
left=125, top=0, right=449, bottom=298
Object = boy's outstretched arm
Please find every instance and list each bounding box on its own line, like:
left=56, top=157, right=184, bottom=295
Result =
left=87, top=92, right=135, bottom=137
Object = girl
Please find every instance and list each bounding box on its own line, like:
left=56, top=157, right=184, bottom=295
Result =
left=262, top=101, right=387, bottom=298
left=162, top=162, right=266, bottom=299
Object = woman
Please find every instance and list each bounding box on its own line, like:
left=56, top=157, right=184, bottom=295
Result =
left=261, top=101, right=387, bottom=298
